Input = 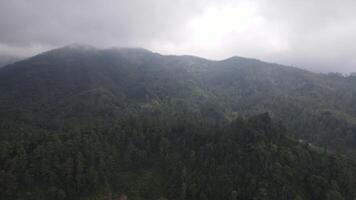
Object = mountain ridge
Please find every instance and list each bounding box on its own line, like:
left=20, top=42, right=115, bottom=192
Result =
left=0, top=45, right=315, bottom=74
left=1, top=45, right=356, bottom=154
left=1, top=45, right=356, bottom=200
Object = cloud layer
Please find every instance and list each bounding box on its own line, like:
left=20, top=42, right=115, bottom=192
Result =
left=0, top=0, right=355, bottom=73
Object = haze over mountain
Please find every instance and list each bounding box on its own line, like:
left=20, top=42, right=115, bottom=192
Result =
left=1, top=44, right=356, bottom=200
left=1, top=0, right=356, bottom=73
left=2, top=0, right=356, bottom=199
left=1, top=45, right=356, bottom=199
left=0, top=55, right=21, bottom=68
left=2, top=44, right=356, bottom=150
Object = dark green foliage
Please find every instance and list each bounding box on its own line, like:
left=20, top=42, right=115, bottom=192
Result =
left=1, top=46, right=356, bottom=154
left=1, top=46, right=356, bottom=199
left=1, top=113, right=356, bottom=200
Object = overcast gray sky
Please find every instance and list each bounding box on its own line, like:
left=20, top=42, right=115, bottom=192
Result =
left=0, top=0, right=355, bottom=73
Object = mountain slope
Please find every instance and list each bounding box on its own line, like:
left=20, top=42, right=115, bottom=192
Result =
left=0, top=55, right=21, bottom=68
left=1, top=112, right=356, bottom=200
left=1, top=45, right=356, bottom=199
left=1, top=45, right=355, bottom=153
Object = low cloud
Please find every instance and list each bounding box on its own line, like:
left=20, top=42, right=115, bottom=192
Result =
left=0, top=0, right=355, bottom=73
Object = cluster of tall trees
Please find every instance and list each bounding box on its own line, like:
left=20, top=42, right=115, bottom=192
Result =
left=1, top=112, right=356, bottom=200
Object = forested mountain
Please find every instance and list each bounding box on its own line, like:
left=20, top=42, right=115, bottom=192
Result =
left=1, top=45, right=356, bottom=199
left=1, top=45, right=356, bottom=153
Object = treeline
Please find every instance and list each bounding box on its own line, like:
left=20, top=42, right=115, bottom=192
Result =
left=1, top=113, right=356, bottom=200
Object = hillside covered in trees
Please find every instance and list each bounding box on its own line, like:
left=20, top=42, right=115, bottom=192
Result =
left=1, top=45, right=356, bottom=199
left=2, top=111, right=356, bottom=200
